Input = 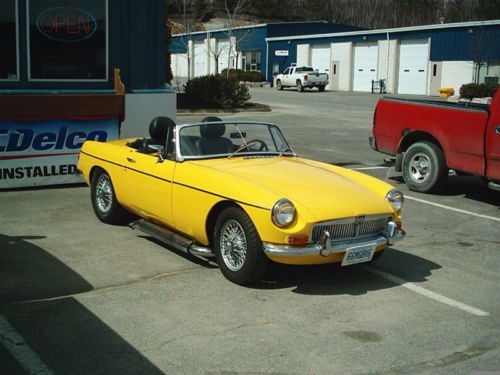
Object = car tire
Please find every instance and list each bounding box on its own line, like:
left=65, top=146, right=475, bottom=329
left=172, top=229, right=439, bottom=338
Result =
left=91, top=169, right=136, bottom=225
left=402, top=141, right=447, bottom=193
left=276, top=80, right=283, bottom=91
left=318, top=85, right=325, bottom=92
left=297, top=81, right=304, bottom=92
left=213, top=206, right=269, bottom=285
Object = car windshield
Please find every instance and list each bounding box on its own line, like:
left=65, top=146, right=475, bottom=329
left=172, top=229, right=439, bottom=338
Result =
left=178, top=122, right=294, bottom=159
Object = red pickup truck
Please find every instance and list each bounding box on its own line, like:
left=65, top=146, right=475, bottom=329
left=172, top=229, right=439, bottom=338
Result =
left=370, top=89, right=500, bottom=193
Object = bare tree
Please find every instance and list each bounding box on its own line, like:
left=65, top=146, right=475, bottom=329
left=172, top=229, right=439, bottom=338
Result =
left=222, top=0, right=250, bottom=75
left=171, top=0, right=207, bottom=80
left=469, top=26, right=490, bottom=83
left=207, top=35, right=230, bottom=74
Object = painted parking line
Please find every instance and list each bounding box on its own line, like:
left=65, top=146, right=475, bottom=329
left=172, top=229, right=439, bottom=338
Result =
left=346, top=165, right=500, bottom=222
left=405, top=195, right=500, bottom=223
left=0, top=314, right=54, bottom=375
left=350, top=166, right=390, bottom=170
left=363, top=266, right=490, bottom=317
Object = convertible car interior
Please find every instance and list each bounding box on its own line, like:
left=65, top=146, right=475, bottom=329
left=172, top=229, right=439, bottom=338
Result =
left=126, top=116, right=175, bottom=155
left=127, top=116, right=238, bottom=157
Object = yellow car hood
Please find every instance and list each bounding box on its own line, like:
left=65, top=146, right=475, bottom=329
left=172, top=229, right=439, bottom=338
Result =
left=192, top=156, right=394, bottom=221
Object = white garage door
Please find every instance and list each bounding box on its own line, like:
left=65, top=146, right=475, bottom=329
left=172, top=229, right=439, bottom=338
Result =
left=217, top=40, right=230, bottom=74
left=194, top=41, right=207, bottom=77
left=172, top=53, right=188, bottom=78
left=398, top=40, right=429, bottom=95
left=353, top=43, right=378, bottom=92
left=311, top=45, right=331, bottom=74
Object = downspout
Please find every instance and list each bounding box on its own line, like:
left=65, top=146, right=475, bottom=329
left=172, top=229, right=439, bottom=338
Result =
left=386, top=32, right=390, bottom=92
left=266, top=40, right=269, bottom=82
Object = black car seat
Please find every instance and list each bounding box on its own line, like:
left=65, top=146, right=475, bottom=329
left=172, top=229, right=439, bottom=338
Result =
left=149, top=116, right=175, bottom=146
left=197, top=116, right=233, bottom=155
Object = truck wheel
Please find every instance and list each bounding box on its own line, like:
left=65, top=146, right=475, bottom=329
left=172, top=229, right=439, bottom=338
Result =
left=402, top=141, right=447, bottom=193
left=213, top=207, right=269, bottom=285
left=318, top=85, right=325, bottom=92
left=297, top=81, right=304, bottom=92
left=91, top=169, right=136, bottom=225
left=276, top=80, right=283, bottom=91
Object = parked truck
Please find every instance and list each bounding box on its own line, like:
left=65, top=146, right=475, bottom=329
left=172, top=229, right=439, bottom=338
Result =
left=370, top=89, right=500, bottom=192
left=275, top=65, right=329, bottom=92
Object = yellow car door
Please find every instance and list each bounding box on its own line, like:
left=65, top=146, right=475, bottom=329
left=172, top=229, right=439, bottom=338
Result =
left=123, top=150, right=176, bottom=225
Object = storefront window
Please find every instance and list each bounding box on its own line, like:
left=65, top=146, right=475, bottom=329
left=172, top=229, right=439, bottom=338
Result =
left=0, top=0, right=18, bottom=80
left=242, top=51, right=261, bottom=71
left=28, top=0, right=107, bottom=80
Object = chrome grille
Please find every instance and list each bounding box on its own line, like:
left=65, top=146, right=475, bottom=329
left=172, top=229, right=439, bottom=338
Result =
left=311, top=215, right=392, bottom=242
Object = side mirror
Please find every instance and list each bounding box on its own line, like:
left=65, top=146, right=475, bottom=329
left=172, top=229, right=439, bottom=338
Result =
left=147, top=144, right=165, bottom=163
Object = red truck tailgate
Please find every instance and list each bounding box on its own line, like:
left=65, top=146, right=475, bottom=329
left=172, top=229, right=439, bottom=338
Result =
left=374, top=99, right=489, bottom=175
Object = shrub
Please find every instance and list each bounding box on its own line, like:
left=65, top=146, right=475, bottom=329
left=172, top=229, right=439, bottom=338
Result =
left=184, top=75, right=250, bottom=108
left=459, top=83, right=499, bottom=99
left=241, top=70, right=265, bottom=82
left=221, top=68, right=242, bottom=80
left=220, top=69, right=265, bottom=82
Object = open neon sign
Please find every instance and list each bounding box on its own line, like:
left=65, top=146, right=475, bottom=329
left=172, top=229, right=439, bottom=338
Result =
left=36, top=7, right=97, bottom=42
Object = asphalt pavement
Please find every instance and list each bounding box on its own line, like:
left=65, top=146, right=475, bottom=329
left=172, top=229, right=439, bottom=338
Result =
left=1, top=88, right=499, bottom=375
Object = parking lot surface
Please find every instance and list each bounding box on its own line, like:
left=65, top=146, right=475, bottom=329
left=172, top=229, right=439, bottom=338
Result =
left=1, top=88, right=499, bottom=375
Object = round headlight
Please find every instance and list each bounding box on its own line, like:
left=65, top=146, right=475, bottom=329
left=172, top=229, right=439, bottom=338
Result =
left=272, top=199, right=296, bottom=228
left=386, top=189, right=404, bottom=211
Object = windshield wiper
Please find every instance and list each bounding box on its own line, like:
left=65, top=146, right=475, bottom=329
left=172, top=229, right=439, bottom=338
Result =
left=227, top=142, right=250, bottom=159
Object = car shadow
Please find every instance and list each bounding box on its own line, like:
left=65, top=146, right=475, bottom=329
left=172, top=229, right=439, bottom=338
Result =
left=253, top=248, right=441, bottom=296
left=0, top=233, right=93, bottom=305
left=388, top=174, right=500, bottom=207
left=0, top=233, right=167, bottom=375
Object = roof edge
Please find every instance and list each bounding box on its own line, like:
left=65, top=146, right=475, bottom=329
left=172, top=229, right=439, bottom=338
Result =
left=264, top=19, right=500, bottom=42
left=173, top=23, right=267, bottom=37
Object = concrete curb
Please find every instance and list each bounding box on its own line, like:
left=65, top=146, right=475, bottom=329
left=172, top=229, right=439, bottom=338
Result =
left=177, top=102, right=271, bottom=115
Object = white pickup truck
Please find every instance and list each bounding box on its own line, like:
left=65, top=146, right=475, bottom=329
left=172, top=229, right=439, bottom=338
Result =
left=275, top=65, right=329, bottom=92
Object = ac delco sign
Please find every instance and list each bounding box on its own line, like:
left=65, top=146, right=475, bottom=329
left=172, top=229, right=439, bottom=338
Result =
left=36, top=7, right=98, bottom=42
left=0, top=127, right=107, bottom=153
left=0, top=118, right=118, bottom=189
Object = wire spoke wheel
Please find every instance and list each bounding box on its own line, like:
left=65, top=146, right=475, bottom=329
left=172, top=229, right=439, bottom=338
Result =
left=96, top=173, right=113, bottom=213
left=214, top=207, right=268, bottom=285
left=91, top=169, right=136, bottom=225
left=220, top=219, right=247, bottom=271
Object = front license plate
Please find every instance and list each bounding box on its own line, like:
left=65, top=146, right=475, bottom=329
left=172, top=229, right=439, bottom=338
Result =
left=341, top=245, right=375, bottom=266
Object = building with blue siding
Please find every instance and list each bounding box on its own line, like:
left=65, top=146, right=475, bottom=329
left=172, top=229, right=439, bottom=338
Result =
left=171, top=20, right=500, bottom=96
left=170, top=22, right=362, bottom=81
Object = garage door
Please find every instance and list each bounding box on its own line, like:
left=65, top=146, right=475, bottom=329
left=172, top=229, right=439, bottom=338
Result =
left=194, top=41, right=207, bottom=77
left=217, top=40, right=230, bottom=74
left=311, top=45, right=331, bottom=74
left=398, top=40, right=429, bottom=95
left=353, top=43, right=378, bottom=92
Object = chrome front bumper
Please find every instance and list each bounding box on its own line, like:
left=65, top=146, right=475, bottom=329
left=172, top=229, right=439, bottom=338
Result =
left=263, top=221, right=405, bottom=258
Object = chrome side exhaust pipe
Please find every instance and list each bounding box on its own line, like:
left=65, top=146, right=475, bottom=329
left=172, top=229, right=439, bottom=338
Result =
left=130, top=219, right=214, bottom=258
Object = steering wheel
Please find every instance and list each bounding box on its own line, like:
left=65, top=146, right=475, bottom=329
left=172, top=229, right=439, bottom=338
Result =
left=245, top=139, right=269, bottom=152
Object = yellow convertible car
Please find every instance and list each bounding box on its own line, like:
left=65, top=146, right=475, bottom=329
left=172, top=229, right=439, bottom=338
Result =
left=77, top=116, right=405, bottom=285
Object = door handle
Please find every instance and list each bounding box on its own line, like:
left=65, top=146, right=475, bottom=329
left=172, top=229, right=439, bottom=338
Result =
left=495, top=125, right=500, bottom=135
left=126, top=157, right=136, bottom=163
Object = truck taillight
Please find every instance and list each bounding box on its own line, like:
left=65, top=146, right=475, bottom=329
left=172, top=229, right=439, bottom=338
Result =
left=304, top=74, right=308, bottom=81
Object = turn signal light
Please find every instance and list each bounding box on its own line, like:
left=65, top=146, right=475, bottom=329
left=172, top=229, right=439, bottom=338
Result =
left=287, top=234, right=308, bottom=245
